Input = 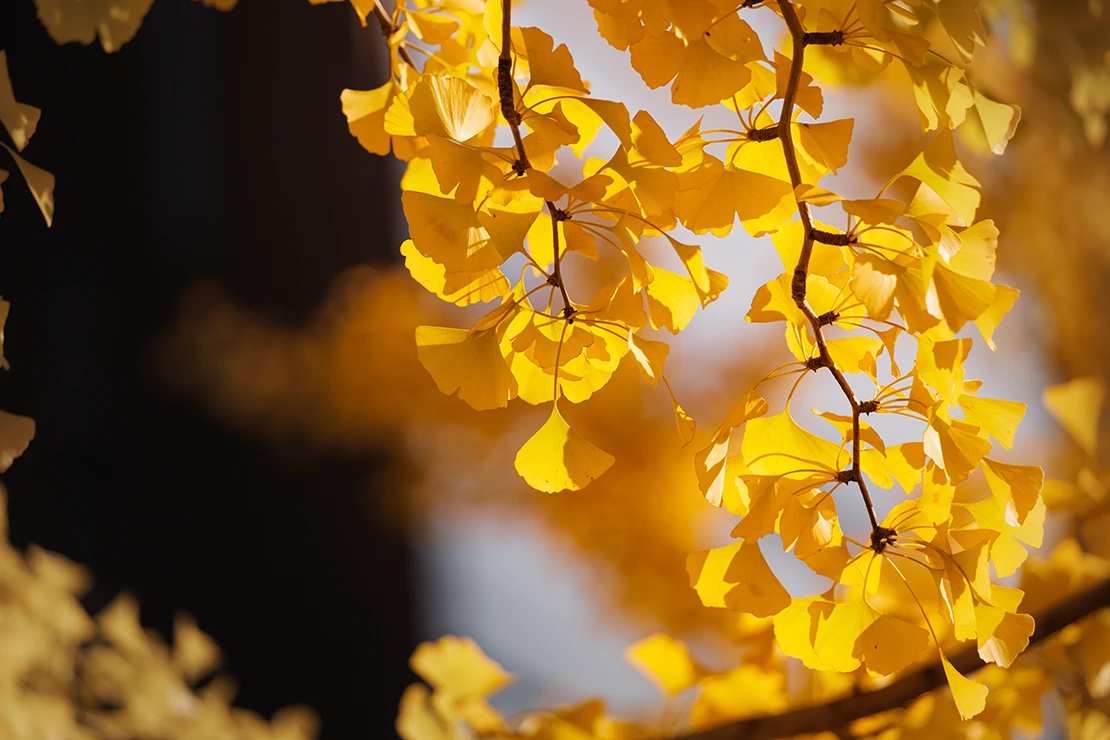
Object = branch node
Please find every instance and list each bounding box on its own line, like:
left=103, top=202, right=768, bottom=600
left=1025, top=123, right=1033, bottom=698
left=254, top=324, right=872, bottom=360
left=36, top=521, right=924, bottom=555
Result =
left=747, top=125, right=780, bottom=142
left=805, top=356, right=829, bottom=372
left=816, top=310, right=839, bottom=327
left=859, top=399, right=881, bottom=414
left=871, top=526, right=897, bottom=554
left=810, top=228, right=852, bottom=246
left=835, top=469, right=858, bottom=484
left=803, top=30, right=844, bottom=46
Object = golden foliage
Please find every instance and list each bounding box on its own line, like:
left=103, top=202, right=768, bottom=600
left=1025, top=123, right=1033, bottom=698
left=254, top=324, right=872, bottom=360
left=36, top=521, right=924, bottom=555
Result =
left=9, top=0, right=1110, bottom=738
left=0, top=487, right=315, bottom=740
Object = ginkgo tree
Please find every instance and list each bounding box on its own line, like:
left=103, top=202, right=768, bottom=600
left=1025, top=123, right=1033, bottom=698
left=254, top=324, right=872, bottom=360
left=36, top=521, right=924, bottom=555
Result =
left=335, top=0, right=1105, bottom=736
left=5, top=0, right=1110, bottom=738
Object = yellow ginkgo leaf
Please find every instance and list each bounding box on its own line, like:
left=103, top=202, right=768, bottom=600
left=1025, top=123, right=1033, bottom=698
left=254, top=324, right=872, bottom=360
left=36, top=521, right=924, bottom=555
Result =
left=980, top=457, right=1043, bottom=525
left=415, top=325, right=515, bottom=410
left=843, top=197, right=905, bottom=225
left=974, top=284, right=1018, bottom=351
left=923, top=416, right=992, bottom=482
left=630, top=18, right=758, bottom=109
left=341, top=83, right=396, bottom=156
left=959, top=395, right=1025, bottom=450
left=624, top=633, right=702, bottom=695
left=741, top=409, right=846, bottom=479
left=795, top=118, right=854, bottom=175
left=514, top=403, right=615, bottom=492
left=674, top=155, right=794, bottom=237
left=974, top=604, right=1034, bottom=668
left=627, top=333, right=668, bottom=386
left=686, top=539, right=791, bottom=617
left=850, top=253, right=901, bottom=320
left=388, top=75, right=496, bottom=143
left=34, top=0, right=154, bottom=52
left=773, top=596, right=835, bottom=670
left=404, top=8, right=459, bottom=45
left=664, top=379, right=696, bottom=447
left=775, top=51, right=823, bottom=118
left=690, top=664, right=788, bottom=726
left=933, top=0, right=986, bottom=62
left=410, top=635, right=512, bottom=698
left=396, top=683, right=451, bottom=740
left=825, top=336, right=882, bottom=376
left=858, top=612, right=931, bottom=676
left=172, top=615, right=221, bottom=682
left=896, top=131, right=981, bottom=227
left=0, top=52, right=40, bottom=151
left=519, top=26, right=589, bottom=93
left=961, top=496, right=1044, bottom=578
left=1044, top=377, right=1104, bottom=456
left=403, top=191, right=507, bottom=273
left=401, top=239, right=509, bottom=307
left=645, top=266, right=700, bottom=334
left=961, top=89, right=1021, bottom=156
left=729, top=475, right=788, bottom=541
left=941, top=654, right=989, bottom=720
left=0, top=142, right=54, bottom=227
left=779, top=494, right=838, bottom=561
left=0, top=409, right=35, bottom=473
left=694, top=389, right=769, bottom=506
left=916, top=337, right=971, bottom=407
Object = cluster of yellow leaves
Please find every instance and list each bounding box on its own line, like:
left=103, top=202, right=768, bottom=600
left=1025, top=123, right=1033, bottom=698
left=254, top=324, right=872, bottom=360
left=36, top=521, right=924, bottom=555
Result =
left=0, top=487, right=316, bottom=740
left=320, top=0, right=1049, bottom=724
left=596, top=380, right=1110, bottom=735
left=0, top=52, right=42, bottom=474
left=0, top=51, right=54, bottom=228
left=32, top=0, right=237, bottom=52
left=17, top=0, right=1110, bottom=736
left=397, top=635, right=650, bottom=740
left=338, top=0, right=750, bottom=493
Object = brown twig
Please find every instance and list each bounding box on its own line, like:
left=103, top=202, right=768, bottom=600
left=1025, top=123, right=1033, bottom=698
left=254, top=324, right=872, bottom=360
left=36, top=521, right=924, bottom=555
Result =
left=495, top=0, right=572, bottom=315
left=775, top=0, right=880, bottom=534
left=372, top=0, right=417, bottom=70
left=669, top=577, right=1110, bottom=740
left=497, top=0, right=530, bottom=171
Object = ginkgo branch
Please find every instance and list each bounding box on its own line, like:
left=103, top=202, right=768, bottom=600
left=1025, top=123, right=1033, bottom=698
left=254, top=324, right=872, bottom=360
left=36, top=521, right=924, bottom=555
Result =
left=497, top=0, right=530, bottom=172
left=668, top=577, right=1110, bottom=740
left=810, top=228, right=853, bottom=246
left=775, top=0, right=882, bottom=535
left=548, top=202, right=574, bottom=316
left=372, top=0, right=417, bottom=69
left=803, top=30, right=845, bottom=46
left=491, top=0, right=575, bottom=319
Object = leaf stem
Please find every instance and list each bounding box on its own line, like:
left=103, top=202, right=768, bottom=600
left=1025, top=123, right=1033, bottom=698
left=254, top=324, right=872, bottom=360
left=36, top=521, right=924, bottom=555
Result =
left=547, top=202, right=573, bottom=316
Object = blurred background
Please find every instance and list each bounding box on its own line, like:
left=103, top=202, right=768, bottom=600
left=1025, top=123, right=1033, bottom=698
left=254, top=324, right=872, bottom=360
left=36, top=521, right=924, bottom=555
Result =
left=0, top=0, right=1108, bottom=737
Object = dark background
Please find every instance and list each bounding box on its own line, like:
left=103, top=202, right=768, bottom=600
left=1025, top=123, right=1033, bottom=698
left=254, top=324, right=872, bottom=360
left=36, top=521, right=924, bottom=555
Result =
left=0, top=0, right=415, bottom=735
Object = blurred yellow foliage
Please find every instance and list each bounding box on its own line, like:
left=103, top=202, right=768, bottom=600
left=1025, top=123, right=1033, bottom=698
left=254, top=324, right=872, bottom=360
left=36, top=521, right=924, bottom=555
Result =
left=0, top=487, right=315, bottom=740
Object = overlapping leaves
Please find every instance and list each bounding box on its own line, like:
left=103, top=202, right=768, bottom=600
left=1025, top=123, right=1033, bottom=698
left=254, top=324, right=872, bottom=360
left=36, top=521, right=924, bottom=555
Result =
left=331, top=0, right=1042, bottom=727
